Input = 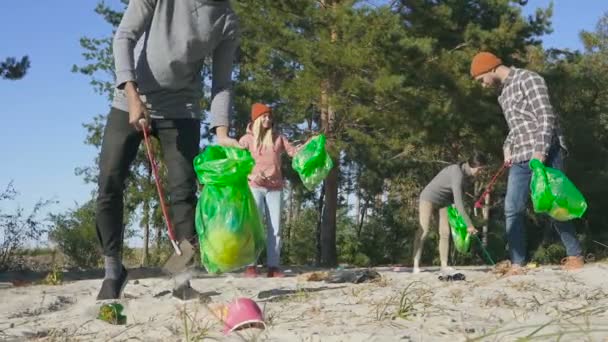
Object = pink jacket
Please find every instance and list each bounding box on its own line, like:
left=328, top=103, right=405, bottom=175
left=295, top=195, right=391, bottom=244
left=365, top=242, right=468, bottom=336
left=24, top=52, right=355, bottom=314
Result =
left=239, top=126, right=299, bottom=190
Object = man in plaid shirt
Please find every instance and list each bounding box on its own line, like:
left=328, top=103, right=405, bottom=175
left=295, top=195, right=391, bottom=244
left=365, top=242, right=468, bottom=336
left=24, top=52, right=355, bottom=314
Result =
left=470, top=52, right=584, bottom=275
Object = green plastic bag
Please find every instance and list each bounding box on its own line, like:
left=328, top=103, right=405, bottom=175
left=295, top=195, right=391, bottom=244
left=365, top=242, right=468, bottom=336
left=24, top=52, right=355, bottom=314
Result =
left=98, top=303, right=127, bottom=325
left=529, top=159, right=587, bottom=221
left=447, top=205, right=471, bottom=254
left=193, top=146, right=265, bottom=274
left=292, top=134, right=334, bottom=191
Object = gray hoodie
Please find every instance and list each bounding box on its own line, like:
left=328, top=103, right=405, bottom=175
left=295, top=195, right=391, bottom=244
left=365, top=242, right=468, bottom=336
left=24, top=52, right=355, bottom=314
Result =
left=111, top=0, right=239, bottom=129
left=420, top=163, right=474, bottom=227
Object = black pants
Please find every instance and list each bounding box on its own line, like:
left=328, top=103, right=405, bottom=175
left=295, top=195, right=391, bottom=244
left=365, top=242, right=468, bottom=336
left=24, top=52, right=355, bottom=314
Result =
left=96, top=107, right=200, bottom=257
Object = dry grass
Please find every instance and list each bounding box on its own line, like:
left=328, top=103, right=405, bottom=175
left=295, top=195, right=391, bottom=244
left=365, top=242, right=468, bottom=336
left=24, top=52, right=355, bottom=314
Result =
left=178, top=303, right=215, bottom=342
left=466, top=303, right=608, bottom=342
left=340, top=286, right=368, bottom=305
left=481, top=291, right=518, bottom=309
left=10, top=320, right=98, bottom=342
left=374, top=275, right=391, bottom=288
left=508, top=280, right=539, bottom=292
left=372, top=281, right=434, bottom=321
left=8, top=294, right=75, bottom=319
left=448, top=288, right=464, bottom=304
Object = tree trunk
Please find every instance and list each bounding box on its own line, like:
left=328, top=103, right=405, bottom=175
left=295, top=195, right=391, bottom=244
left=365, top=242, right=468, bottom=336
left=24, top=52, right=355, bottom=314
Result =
left=287, top=185, right=294, bottom=226
left=141, top=215, right=150, bottom=267
left=482, top=192, right=490, bottom=247
left=142, top=227, right=149, bottom=266
left=321, top=167, right=338, bottom=266
left=318, top=0, right=340, bottom=267
left=141, top=168, right=152, bottom=266
left=315, top=184, right=326, bottom=266
left=319, top=77, right=338, bottom=266
left=355, top=188, right=361, bottom=225
left=155, top=208, right=162, bottom=251
left=356, top=200, right=367, bottom=239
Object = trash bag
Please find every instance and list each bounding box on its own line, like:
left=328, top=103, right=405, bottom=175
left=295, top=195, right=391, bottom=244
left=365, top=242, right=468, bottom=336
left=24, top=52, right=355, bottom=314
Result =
left=297, top=269, right=382, bottom=284
left=438, top=273, right=466, bottom=282
left=292, top=134, right=334, bottom=191
left=325, top=269, right=382, bottom=284
left=98, top=303, right=127, bottom=325
left=529, top=159, right=587, bottom=221
left=447, top=205, right=471, bottom=253
left=193, top=146, right=265, bottom=274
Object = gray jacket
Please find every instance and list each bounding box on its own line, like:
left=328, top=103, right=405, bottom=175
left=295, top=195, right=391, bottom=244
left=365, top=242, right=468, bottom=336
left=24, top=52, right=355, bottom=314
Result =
left=111, top=0, right=239, bottom=129
left=420, top=163, right=474, bottom=227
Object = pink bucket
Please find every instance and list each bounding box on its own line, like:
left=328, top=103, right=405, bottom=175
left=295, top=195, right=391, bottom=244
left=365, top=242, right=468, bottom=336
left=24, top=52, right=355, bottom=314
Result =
left=222, top=298, right=266, bottom=334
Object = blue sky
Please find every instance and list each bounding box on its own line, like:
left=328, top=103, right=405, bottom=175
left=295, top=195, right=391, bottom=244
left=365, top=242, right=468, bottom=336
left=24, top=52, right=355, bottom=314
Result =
left=0, top=0, right=606, bottom=219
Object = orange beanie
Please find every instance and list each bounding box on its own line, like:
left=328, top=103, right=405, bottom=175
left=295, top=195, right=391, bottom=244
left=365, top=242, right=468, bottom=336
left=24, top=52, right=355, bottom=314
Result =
left=470, top=52, right=502, bottom=78
left=251, top=103, right=271, bottom=122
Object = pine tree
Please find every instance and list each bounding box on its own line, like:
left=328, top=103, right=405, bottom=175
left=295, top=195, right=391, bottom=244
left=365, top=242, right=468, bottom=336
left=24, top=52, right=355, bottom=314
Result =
left=1, top=56, right=30, bottom=80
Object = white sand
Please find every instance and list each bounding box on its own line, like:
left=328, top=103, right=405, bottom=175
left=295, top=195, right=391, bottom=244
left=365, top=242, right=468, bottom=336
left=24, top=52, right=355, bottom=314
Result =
left=2, top=264, right=608, bottom=341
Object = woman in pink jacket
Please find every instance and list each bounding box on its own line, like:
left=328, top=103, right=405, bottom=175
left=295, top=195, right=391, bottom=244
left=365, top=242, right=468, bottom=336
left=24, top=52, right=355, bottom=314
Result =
left=239, top=103, right=301, bottom=277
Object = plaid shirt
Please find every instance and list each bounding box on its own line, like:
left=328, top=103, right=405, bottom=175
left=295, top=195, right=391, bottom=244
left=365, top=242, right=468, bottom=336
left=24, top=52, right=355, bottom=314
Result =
left=498, top=68, right=567, bottom=163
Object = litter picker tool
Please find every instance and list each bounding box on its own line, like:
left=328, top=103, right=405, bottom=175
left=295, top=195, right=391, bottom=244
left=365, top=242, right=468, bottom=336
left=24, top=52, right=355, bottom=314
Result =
left=474, top=162, right=509, bottom=214
left=139, top=119, right=195, bottom=274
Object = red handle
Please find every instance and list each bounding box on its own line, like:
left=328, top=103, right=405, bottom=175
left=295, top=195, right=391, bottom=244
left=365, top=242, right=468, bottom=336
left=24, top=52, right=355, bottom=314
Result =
left=474, top=162, right=509, bottom=209
left=141, top=125, right=178, bottom=243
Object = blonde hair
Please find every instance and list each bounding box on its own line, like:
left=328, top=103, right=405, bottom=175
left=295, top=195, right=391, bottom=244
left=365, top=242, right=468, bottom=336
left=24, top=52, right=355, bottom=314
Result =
left=252, top=116, right=274, bottom=151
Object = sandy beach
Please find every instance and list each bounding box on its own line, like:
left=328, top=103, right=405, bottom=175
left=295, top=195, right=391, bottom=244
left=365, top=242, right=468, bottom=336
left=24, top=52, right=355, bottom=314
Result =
left=1, top=263, right=608, bottom=341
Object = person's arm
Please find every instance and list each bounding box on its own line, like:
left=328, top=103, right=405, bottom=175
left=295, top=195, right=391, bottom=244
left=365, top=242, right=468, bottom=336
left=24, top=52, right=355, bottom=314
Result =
left=113, top=0, right=156, bottom=90
left=210, top=30, right=241, bottom=147
left=113, top=0, right=156, bottom=130
left=215, top=127, right=241, bottom=147
left=451, top=172, right=475, bottom=228
left=238, top=135, right=250, bottom=149
left=523, top=72, right=556, bottom=162
left=282, top=136, right=299, bottom=157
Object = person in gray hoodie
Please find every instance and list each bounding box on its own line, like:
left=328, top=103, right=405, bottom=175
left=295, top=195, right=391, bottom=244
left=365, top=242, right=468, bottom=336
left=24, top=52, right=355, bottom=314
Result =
left=412, top=152, right=487, bottom=274
left=95, top=0, right=241, bottom=300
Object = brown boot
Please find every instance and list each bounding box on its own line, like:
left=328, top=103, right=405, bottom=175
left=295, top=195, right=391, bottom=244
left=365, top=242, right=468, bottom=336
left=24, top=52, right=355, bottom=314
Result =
left=267, top=267, right=285, bottom=278
left=244, top=266, right=258, bottom=278
left=503, top=264, right=526, bottom=277
left=561, top=256, right=584, bottom=271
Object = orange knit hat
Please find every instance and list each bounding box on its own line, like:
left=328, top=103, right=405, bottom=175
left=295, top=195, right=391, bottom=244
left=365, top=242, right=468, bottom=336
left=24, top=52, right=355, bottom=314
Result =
left=251, top=103, right=271, bottom=122
left=470, top=52, right=502, bottom=78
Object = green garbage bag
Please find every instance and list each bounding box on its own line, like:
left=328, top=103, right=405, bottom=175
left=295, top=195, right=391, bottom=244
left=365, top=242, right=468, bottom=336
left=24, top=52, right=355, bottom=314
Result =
left=193, top=146, right=265, bottom=274
left=292, top=134, right=334, bottom=191
left=98, top=303, right=127, bottom=325
left=529, top=159, right=587, bottom=221
left=447, top=205, right=471, bottom=254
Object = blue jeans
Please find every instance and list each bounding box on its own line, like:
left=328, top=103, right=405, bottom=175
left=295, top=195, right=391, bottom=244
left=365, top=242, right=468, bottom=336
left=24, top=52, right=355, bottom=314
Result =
left=250, top=187, right=283, bottom=267
left=505, top=146, right=582, bottom=265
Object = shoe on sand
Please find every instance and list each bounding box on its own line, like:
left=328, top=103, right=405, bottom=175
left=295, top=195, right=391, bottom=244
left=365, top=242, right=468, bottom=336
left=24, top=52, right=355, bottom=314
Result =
left=561, top=256, right=584, bottom=271
left=96, top=266, right=128, bottom=300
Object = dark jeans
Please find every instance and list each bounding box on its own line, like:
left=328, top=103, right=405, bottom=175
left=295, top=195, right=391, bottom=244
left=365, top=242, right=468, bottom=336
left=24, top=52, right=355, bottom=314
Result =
left=504, top=145, right=582, bottom=265
left=96, top=107, right=200, bottom=257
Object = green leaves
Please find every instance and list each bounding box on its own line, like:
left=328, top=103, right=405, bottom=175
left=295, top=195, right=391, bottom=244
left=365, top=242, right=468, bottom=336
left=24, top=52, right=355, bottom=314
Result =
left=0, top=56, right=30, bottom=80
